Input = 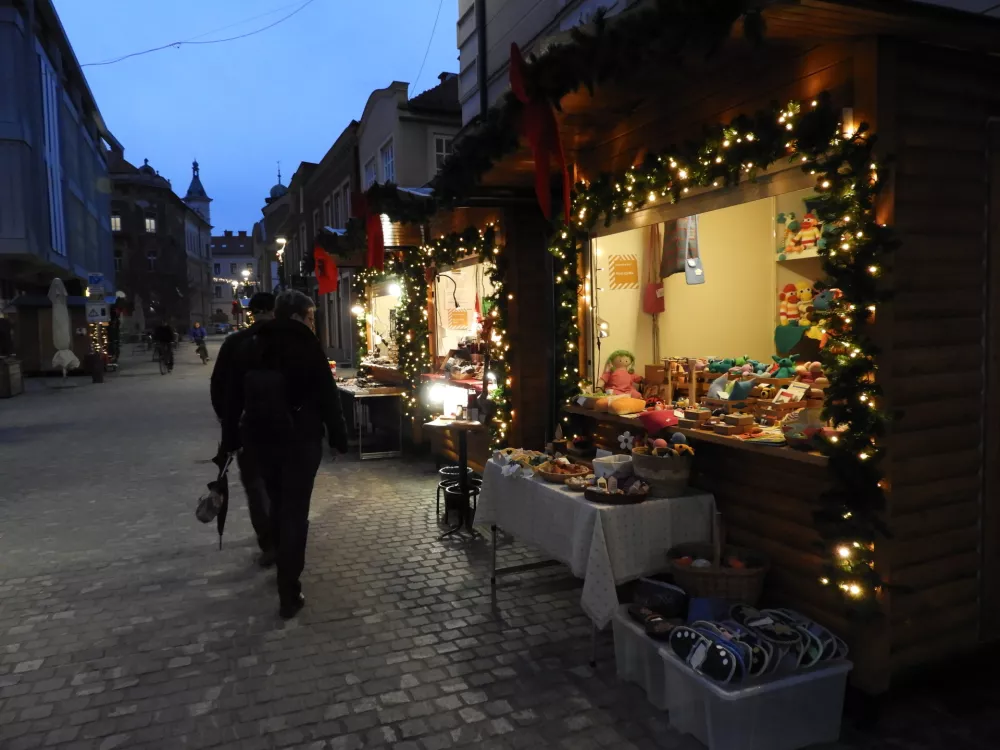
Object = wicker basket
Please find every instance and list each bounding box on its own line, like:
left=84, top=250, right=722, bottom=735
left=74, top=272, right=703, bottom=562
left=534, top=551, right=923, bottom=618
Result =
left=667, top=541, right=769, bottom=605
left=631, top=448, right=691, bottom=497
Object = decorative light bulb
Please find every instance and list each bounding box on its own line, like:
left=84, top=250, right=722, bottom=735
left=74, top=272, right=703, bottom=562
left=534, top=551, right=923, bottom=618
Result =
left=837, top=546, right=851, bottom=558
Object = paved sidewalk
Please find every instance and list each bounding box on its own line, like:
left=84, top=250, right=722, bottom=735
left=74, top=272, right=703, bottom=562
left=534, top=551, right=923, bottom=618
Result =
left=0, top=341, right=997, bottom=749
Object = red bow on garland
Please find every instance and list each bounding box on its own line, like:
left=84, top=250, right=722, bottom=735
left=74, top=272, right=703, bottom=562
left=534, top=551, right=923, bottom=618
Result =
left=352, top=191, right=385, bottom=271
left=509, top=42, right=571, bottom=222
left=313, top=246, right=339, bottom=296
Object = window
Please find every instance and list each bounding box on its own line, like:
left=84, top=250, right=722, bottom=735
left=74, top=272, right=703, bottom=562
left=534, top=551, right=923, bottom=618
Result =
left=214, top=285, right=222, bottom=298
left=331, top=190, right=342, bottom=228
left=38, top=45, right=65, bottom=256
left=381, top=140, right=395, bottom=184
left=313, top=208, right=321, bottom=234
left=246, top=263, right=253, bottom=274
left=364, top=157, right=377, bottom=189
left=147, top=250, right=157, bottom=271
left=435, top=135, right=454, bottom=171
left=221, top=243, right=227, bottom=248
left=323, top=197, right=332, bottom=227
left=144, top=214, right=156, bottom=233
left=113, top=249, right=122, bottom=271
left=230, top=263, right=237, bottom=274
left=213, top=263, right=220, bottom=274
left=110, top=214, right=121, bottom=232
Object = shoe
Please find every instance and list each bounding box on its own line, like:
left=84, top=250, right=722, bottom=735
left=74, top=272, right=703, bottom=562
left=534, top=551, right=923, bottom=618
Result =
left=256, top=549, right=276, bottom=569
left=279, top=593, right=305, bottom=620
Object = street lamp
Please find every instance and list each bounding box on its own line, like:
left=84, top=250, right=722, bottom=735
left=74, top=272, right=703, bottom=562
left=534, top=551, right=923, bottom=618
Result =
left=276, top=236, right=286, bottom=259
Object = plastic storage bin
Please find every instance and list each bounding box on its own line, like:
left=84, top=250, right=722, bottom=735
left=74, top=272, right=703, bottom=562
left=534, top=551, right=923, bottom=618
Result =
left=612, top=605, right=670, bottom=709
left=659, top=646, right=852, bottom=750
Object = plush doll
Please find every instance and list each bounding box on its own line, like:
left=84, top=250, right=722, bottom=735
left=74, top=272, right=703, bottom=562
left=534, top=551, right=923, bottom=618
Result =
left=807, top=284, right=843, bottom=346
left=794, top=212, right=822, bottom=252
left=598, top=350, right=642, bottom=398
left=776, top=212, right=801, bottom=257
left=708, top=357, right=735, bottom=373
left=778, top=284, right=801, bottom=326
left=771, top=354, right=800, bottom=378
left=794, top=282, right=814, bottom=327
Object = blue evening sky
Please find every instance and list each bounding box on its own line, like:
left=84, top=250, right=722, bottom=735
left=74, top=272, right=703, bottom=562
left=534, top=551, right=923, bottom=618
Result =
left=55, top=0, right=459, bottom=232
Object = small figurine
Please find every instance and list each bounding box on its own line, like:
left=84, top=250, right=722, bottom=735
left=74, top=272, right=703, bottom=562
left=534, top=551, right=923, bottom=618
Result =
left=598, top=350, right=643, bottom=398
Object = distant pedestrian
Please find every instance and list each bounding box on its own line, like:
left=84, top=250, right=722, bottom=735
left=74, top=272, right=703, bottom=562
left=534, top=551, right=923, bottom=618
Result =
left=211, top=293, right=276, bottom=567
left=152, top=321, right=175, bottom=371
left=220, top=290, right=348, bottom=619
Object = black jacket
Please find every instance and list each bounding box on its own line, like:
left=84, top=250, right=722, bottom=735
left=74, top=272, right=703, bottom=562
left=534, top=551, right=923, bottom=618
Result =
left=219, top=318, right=349, bottom=453
left=210, top=325, right=259, bottom=421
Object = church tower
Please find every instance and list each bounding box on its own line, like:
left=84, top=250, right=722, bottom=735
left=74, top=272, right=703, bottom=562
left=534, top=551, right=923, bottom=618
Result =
left=183, top=160, right=212, bottom=224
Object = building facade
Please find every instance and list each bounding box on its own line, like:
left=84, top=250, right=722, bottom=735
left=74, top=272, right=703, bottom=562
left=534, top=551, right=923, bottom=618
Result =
left=357, top=75, right=461, bottom=191
left=210, top=230, right=255, bottom=325
left=250, top=171, right=292, bottom=295
left=0, top=0, right=115, bottom=311
left=109, top=153, right=212, bottom=331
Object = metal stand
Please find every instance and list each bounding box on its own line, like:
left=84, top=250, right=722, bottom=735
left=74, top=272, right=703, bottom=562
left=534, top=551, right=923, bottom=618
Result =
left=440, top=427, right=481, bottom=539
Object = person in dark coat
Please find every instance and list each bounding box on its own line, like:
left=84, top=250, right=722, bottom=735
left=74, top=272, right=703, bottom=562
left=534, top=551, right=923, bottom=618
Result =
left=221, top=290, right=349, bottom=619
left=211, top=293, right=277, bottom=567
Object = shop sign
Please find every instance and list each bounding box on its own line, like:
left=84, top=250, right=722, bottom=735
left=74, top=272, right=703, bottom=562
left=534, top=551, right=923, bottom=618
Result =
left=609, top=255, right=639, bottom=289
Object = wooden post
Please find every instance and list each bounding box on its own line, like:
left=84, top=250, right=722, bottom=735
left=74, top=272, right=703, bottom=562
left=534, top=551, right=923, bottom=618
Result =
left=688, top=357, right=698, bottom=405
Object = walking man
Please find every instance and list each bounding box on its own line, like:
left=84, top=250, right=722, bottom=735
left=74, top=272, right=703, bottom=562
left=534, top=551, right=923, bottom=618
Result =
left=220, top=290, right=349, bottom=618
left=211, top=293, right=276, bottom=566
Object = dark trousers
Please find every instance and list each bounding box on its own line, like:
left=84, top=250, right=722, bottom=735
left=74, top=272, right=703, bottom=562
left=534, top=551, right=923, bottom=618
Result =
left=243, top=436, right=322, bottom=603
left=236, top=450, right=272, bottom=552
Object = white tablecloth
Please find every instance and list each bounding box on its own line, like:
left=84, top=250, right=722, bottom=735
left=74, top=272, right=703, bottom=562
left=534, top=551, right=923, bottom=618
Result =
left=474, top=459, right=715, bottom=628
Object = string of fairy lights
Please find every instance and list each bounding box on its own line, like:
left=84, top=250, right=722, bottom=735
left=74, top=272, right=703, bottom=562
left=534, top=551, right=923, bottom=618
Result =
left=546, top=94, right=893, bottom=609
left=352, top=226, right=512, bottom=448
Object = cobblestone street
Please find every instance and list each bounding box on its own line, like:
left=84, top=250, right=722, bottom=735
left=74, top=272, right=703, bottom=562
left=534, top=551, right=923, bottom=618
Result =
left=0, top=341, right=996, bottom=750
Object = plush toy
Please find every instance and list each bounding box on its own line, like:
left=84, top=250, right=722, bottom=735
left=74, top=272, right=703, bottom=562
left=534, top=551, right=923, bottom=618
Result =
left=598, top=350, right=642, bottom=398
left=771, top=354, right=800, bottom=378
left=776, top=212, right=801, bottom=257
left=794, top=361, right=824, bottom=384
left=807, top=284, right=843, bottom=346
left=794, top=212, right=822, bottom=252
left=794, top=282, right=814, bottom=327
left=778, top=284, right=801, bottom=326
left=708, top=357, right=735, bottom=374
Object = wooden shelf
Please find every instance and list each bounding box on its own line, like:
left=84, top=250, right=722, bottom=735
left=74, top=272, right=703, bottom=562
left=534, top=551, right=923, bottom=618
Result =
left=562, top=404, right=828, bottom=467
left=776, top=247, right=820, bottom=261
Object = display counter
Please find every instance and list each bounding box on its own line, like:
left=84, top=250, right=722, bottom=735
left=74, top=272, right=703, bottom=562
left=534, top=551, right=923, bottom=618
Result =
left=562, top=405, right=827, bottom=467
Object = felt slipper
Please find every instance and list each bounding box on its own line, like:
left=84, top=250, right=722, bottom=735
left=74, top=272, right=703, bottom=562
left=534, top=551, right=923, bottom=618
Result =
left=719, top=620, right=772, bottom=677
left=670, top=627, right=741, bottom=684
left=628, top=604, right=678, bottom=641
left=766, top=609, right=843, bottom=662
left=729, top=605, right=802, bottom=646
left=692, top=621, right=754, bottom=677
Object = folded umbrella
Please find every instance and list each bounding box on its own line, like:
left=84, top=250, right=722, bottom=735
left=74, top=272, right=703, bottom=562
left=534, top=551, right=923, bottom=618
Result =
left=197, top=449, right=234, bottom=549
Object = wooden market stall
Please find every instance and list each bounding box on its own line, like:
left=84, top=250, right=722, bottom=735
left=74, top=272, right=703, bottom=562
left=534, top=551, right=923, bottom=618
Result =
left=465, top=0, right=1000, bottom=694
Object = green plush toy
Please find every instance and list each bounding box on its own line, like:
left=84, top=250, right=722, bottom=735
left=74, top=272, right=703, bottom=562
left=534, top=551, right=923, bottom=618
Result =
left=771, top=354, right=799, bottom=378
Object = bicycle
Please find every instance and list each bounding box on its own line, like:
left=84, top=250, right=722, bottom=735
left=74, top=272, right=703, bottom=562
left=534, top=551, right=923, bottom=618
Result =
left=155, top=342, right=173, bottom=375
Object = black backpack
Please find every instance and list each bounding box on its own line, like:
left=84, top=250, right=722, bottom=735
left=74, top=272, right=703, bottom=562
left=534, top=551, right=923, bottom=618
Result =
left=241, top=334, right=296, bottom=440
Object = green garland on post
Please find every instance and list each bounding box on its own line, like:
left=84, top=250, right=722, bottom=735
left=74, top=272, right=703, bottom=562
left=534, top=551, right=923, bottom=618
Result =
left=549, top=94, right=895, bottom=611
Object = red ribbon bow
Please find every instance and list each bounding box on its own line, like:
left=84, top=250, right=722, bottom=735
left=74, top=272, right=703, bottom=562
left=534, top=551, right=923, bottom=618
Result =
left=509, top=42, right=571, bottom=221
left=313, top=246, right=339, bottom=295
left=352, top=191, right=385, bottom=271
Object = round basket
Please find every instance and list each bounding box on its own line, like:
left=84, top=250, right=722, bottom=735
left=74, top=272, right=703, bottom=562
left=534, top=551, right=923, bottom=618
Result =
left=631, top=449, right=692, bottom=497
left=535, top=464, right=590, bottom=484
left=584, top=487, right=648, bottom=505
left=667, top=542, right=769, bottom=605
